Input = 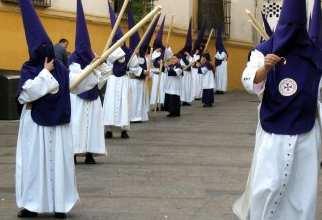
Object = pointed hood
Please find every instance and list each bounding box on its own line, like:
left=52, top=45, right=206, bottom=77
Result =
left=139, top=14, right=160, bottom=57
left=68, top=0, right=94, bottom=69
left=127, top=7, right=141, bottom=52
left=257, top=0, right=311, bottom=56
left=19, top=0, right=54, bottom=62
left=193, top=23, right=206, bottom=52
left=153, top=16, right=166, bottom=50
left=108, top=1, right=124, bottom=44
left=308, top=0, right=321, bottom=45
left=177, top=18, right=193, bottom=57
left=261, top=12, right=273, bottom=37
left=215, top=26, right=226, bottom=54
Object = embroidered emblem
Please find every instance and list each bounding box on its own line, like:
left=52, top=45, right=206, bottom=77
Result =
left=279, top=78, right=297, bottom=96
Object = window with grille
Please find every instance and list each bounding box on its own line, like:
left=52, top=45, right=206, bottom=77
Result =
left=198, top=0, right=231, bottom=38
left=113, top=0, right=155, bottom=22
left=1, top=0, right=51, bottom=7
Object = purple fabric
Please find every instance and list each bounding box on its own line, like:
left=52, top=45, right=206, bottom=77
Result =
left=260, top=50, right=322, bottom=135
left=153, top=16, right=166, bottom=51
left=167, top=63, right=181, bottom=77
left=215, top=26, right=227, bottom=54
left=177, top=19, right=193, bottom=57
left=308, top=0, right=322, bottom=46
left=261, top=12, right=273, bottom=37
left=256, top=0, right=309, bottom=57
left=193, top=23, right=206, bottom=52
left=18, top=0, right=52, bottom=58
left=215, top=26, right=227, bottom=67
left=139, top=14, right=160, bottom=57
left=113, top=60, right=127, bottom=77
left=128, top=8, right=141, bottom=53
left=202, top=89, right=214, bottom=105
left=108, top=1, right=125, bottom=44
left=19, top=60, right=71, bottom=126
left=257, top=0, right=322, bottom=135
left=17, top=0, right=71, bottom=125
left=68, top=0, right=98, bottom=101
left=68, top=0, right=94, bottom=69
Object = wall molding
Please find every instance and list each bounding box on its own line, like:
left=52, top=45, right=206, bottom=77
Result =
left=0, top=3, right=254, bottom=48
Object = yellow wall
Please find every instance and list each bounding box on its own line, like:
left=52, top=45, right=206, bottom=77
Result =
left=0, top=6, right=252, bottom=91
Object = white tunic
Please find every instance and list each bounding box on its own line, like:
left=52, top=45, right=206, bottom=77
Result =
left=214, top=51, right=228, bottom=92
left=69, top=63, right=106, bottom=155
left=150, top=48, right=172, bottom=106
left=150, top=67, right=166, bottom=105
left=191, top=53, right=203, bottom=99
left=164, top=66, right=183, bottom=96
left=233, top=49, right=322, bottom=220
left=200, top=65, right=215, bottom=90
left=16, top=68, right=98, bottom=213
left=180, top=56, right=194, bottom=103
left=102, top=61, right=130, bottom=128
left=128, top=56, right=149, bottom=122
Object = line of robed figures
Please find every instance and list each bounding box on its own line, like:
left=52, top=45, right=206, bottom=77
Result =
left=14, top=0, right=228, bottom=218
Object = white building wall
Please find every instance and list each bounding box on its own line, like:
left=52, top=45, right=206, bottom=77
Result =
left=0, top=0, right=256, bottom=43
left=230, top=0, right=256, bottom=43
left=50, top=0, right=107, bottom=17
left=154, top=0, right=193, bottom=30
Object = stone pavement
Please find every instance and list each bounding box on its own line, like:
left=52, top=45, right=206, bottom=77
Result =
left=1, top=92, right=322, bottom=220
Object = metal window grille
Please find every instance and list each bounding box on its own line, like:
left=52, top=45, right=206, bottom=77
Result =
left=114, top=0, right=155, bottom=21
left=1, top=0, right=51, bottom=7
left=198, top=0, right=231, bottom=38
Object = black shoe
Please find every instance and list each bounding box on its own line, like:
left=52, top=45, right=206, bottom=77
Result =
left=105, top=131, right=113, bottom=139
left=167, top=114, right=174, bottom=117
left=121, top=131, right=129, bottom=139
left=74, top=155, right=77, bottom=165
left=320, top=162, right=322, bottom=167
left=131, top=121, right=142, bottom=124
left=55, top=213, right=67, bottom=219
left=160, top=105, right=165, bottom=111
left=85, top=153, right=96, bottom=164
left=182, top=102, right=191, bottom=106
left=17, top=209, right=38, bottom=218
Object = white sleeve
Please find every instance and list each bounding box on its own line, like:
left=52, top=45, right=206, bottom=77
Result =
left=200, top=66, right=208, bottom=74
left=180, top=59, right=190, bottom=69
left=174, top=67, right=183, bottom=76
left=18, top=69, right=59, bottom=104
left=241, top=49, right=266, bottom=96
left=129, top=65, right=143, bottom=77
left=151, top=67, right=160, bottom=74
left=215, top=52, right=227, bottom=60
left=95, top=62, right=113, bottom=89
left=69, top=63, right=98, bottom=95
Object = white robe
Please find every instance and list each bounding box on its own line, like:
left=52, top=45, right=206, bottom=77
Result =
left=164, top=67, right=182, bottom=96
left=102, top=62, right=130, bottom=128
left=180, top=56, right=194, bottom=103
left=128, top=57, right=149, bottom=122
left=69, top=63, right=106, bottom=155
left=200, top=66, right=215, bottom=90
left=233, top=49, right=322, bottom=220
left=215, top=51, right=228, bottom=92
left=16, top=68, right=98, bottom=213
left=191, top=66, right=203, bottom=99
left=150, top=68, right=166, bottom=105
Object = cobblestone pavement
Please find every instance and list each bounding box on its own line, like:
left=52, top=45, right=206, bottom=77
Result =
left=1, top=92, right=322, bottom=220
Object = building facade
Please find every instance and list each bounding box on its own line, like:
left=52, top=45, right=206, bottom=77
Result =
left=0, top=0, right=258, bottom=90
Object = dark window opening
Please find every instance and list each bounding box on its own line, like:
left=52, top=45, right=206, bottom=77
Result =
left=198, top=0, right=231, bottom=38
